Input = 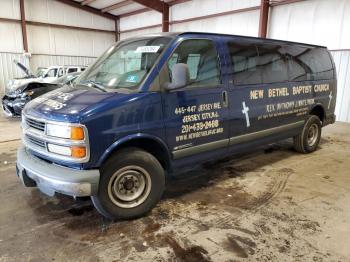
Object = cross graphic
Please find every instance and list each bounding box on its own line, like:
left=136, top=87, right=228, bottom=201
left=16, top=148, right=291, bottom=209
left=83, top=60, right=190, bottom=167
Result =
left=242, top=101, right=250, bottom=127
left=328, top=91, right=333, bottom=109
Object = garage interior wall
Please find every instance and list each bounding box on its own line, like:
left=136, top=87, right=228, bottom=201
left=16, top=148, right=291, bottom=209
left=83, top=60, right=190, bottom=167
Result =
left=0, top=0, right=116, bottom=95
left=0, top=0, right=29, bottom=95
left=119, top=0, right=261, bottom=40
left=268, top=0, right=350, bottom=123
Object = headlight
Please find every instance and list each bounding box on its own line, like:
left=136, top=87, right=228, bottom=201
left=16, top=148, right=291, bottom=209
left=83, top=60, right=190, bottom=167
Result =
left=47, top=144, right=86, bottom=158
left=46, top=124, right=85, bottom=140
left=47, top=144, right=71, bottom=156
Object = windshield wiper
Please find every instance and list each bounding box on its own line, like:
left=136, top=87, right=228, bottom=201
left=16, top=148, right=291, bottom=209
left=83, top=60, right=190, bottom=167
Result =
left=80, top=80, right=107, bottom=92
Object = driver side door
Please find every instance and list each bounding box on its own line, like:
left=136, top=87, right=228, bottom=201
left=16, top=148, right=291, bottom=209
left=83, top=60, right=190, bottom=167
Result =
left=160, top=37, right=230, bottom=165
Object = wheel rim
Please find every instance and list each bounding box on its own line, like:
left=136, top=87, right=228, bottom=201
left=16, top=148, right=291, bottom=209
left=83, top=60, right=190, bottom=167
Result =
left=107, top=166, right=152, bottom=208
left=307, top=123, right=319, bottom=146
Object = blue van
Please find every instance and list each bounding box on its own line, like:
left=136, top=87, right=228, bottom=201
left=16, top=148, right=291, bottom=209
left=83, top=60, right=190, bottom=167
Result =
left=16, top=32, right=336, bottom=219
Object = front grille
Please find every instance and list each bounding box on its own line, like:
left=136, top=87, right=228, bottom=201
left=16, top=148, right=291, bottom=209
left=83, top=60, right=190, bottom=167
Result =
left=26, top=118, right=45, bottom=132
left=26, top=134, right=46, bottom=149
left=22, top=114, right=89, bottom=163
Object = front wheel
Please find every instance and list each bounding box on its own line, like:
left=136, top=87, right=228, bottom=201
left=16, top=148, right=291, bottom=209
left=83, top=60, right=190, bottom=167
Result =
left=293, top=115, right=322, bottom=153
left=92, top=148, right=165, bottom=220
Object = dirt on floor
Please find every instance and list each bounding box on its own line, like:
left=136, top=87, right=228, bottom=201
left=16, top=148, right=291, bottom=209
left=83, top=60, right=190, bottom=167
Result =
left=0, top=117, right=349, bottom=262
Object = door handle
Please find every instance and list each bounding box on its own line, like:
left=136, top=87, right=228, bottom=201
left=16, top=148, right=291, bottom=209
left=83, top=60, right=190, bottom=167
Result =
left=222, top=91, right=229, bottom=108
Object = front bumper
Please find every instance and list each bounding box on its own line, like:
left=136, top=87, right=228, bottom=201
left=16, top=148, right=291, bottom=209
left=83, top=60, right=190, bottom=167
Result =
left=16, top=146, right=100, bottom=197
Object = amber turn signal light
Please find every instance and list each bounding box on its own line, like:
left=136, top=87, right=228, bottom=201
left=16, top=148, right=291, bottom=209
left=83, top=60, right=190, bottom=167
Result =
left=71, top=126, right=85, bottom=140
left=71, top=146, right=86, bottom=158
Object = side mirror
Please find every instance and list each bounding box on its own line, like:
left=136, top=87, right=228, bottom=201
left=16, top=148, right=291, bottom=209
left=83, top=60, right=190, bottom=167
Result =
left=164, top=63, right=190, bottom=91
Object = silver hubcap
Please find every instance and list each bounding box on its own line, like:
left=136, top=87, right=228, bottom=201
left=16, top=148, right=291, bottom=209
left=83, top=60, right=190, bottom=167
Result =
left=307, top=123, right=319, bottom=146
left=108, top=166, right=152, bottom=208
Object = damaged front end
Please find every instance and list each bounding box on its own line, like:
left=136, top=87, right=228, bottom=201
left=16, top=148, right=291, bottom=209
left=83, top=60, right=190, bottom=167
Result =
left=2, top=89, right=33, bottom=117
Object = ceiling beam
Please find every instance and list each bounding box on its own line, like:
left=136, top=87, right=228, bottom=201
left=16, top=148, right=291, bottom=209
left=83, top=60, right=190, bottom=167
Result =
left=120, top=0, right=190, bottom=18
left=131, top=0, right=168, bottom=13
left=168, top=0, right=191, bottom=6
left=102, top=0, right=133, bottom=13
left=119, top=7, right=151, bottom=18
left=55, top=0, right=118, bottom=20
left=270, top=0, right=306, bottom=6
left=81, top=0, right=96, bottom=5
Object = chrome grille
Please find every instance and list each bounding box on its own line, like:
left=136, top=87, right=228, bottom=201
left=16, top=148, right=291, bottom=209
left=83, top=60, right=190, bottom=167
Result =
left=26, top=134, right=46, bottom=149
left=26, top=117, right=45, bottom=132
left=22, top=113, right=90, bottom=163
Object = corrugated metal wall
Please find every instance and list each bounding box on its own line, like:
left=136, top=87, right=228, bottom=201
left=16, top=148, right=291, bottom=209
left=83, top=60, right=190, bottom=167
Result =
left=120, top=10, right=162, bottom=39
left=120, top=0, right=261, bottom=39
left=0, top=52, right=29, bottom=93
left=268, top=0, right=350, bottom=50
left=331, top=51, right=350, bottom=122
left=170, top=0, right=260, bottom=36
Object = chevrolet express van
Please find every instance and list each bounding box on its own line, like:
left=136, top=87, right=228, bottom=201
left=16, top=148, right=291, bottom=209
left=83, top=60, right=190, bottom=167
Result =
left=16, top=32, right=336, bottom=219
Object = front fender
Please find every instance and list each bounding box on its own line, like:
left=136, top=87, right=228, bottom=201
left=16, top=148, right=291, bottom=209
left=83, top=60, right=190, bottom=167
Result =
left=97, top=133, right=171, bottom=167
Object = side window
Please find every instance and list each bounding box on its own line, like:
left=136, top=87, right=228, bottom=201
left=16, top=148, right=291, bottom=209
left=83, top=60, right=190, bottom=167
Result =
left=227, top=42, right=261, bottom=85
left=285, top=46, right=333, bottom=81
left=46, top=69, right=57, bottom=78
left=168, top=53, right=178, bottom=72
left=67, top=68, right=78, bottom=73
left=187, top=54, right=201, bottom=79
left=305, top=48, right=333, bottom=80
left=167, top=39, right=221, bottom=87
left=284, top=45, right=308, bottom=81
left=256, top=44, right=288, bottom=84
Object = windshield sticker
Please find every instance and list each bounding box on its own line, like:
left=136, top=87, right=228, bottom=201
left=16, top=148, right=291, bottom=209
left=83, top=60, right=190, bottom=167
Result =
left=135, top=46, right=160, bottom=53
left=126, top=75, right=139, bottom=83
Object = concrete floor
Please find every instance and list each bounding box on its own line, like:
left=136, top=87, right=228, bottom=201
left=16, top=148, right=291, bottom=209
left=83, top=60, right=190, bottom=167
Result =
left=0, top=115, right=350, bottom=262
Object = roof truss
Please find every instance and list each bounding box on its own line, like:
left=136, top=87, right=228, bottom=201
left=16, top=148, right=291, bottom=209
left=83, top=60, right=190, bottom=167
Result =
left=56, top=0, right=118, bottom=20
left=131, top=0, right=169, bottom=13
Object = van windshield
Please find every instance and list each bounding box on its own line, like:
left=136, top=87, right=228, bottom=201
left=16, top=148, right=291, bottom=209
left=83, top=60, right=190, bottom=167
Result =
left=76, top=37, right=172, bottom=93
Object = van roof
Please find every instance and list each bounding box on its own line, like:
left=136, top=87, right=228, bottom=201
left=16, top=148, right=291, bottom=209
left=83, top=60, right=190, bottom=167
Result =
left=135, top=32, right=327, bottom=49
left=181, top=32, right=327, bottom=49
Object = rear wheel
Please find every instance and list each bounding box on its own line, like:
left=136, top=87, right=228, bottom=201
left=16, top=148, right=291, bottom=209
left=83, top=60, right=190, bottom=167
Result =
left=92, top=148, right=165, bottom=220
left=293, top=115, right=322, bottom=153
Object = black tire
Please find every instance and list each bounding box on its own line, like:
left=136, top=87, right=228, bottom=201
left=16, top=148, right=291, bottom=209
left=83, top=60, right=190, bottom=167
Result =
left=293, top=115, right=322, bottom=153
left=92, top=147, right=165, bottom=220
